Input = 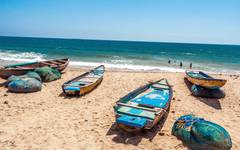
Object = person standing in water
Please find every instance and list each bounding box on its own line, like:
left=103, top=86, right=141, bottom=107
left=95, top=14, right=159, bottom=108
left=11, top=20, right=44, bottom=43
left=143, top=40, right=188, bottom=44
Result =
left=180, top=62, right=183, bottom=67
left=190, top=63, right=192, bottom=69
left=168, top=60, right=171, bottom=64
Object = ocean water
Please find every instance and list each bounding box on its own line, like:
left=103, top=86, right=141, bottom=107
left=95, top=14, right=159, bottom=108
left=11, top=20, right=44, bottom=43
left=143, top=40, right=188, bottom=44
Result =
left=0, top=36, right=240, bottom=73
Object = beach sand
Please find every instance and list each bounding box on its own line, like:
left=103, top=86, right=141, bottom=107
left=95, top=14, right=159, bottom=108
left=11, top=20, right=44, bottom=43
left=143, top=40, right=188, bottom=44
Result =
left=0, top=68, right=239, bottom=150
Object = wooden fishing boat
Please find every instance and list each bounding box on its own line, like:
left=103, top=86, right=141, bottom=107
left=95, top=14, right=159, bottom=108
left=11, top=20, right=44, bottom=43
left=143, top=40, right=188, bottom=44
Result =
left=0, top=58, right=69, bottom=79
left=114, top=79, right=173, bottom=132
left=62, top=65, right=105, bottom=96
left=185, top=70, right=226, bottom=89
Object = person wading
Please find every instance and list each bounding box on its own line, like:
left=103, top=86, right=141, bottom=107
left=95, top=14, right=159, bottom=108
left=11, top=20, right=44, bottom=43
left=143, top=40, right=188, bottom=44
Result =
left=180, top=62, right=183, bottom=67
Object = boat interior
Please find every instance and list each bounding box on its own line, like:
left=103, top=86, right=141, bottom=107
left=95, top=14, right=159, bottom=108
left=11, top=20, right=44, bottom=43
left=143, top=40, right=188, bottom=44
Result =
left=116, top=79, right=171, bottom=120
left=187, top=71, right=212, bottom=79
left=64, top=66, right=104, bottom=88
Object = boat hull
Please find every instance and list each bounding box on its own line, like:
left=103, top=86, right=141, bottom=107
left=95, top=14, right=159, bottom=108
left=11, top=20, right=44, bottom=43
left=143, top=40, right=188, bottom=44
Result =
left=62, top=65, right=105, bottom=96
left=114, top=79, right=172, bottom=132
left=186, top=76, right=226, bottom=89
left=0, top=58, right=69, bottom=79
left=79, top=77, right=103, bottom=95
left=186, top=71, right=226, bottom=89
left=64, top=77, right=103, bottom=96
left=116, top=108, right=167, bottom=132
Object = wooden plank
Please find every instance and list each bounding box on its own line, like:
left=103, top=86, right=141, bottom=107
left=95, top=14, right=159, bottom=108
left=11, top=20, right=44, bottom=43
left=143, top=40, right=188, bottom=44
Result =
left=15, top=66, right=33, bottom=69
left=117, top=110, right=154, bottom=120
left=47, top=60, right=62, bottom=65
left=40, top=62, right=57, bottom=67
left=116, top=102, right=160, bottom=112
left=85, top=76, right=100, bottom=78
left=55, top=59, right=66, bottom=63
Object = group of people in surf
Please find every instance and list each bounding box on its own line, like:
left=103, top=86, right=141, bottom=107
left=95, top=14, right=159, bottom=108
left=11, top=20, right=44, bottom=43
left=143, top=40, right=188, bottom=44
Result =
left=168, top=60, right=192, bottom=69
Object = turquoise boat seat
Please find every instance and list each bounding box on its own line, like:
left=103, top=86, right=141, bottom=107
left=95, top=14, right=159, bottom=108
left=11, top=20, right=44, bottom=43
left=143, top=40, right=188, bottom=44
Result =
left=116, top=115, right=147, bottom=128
left=131, top=90, right=169, bottom=108
left=117, top=106, right=155, bottom=120
left=64, top=86, right=80, bottom=91
left=64, top=81, right=86, bottom=91
left=69, top=81, right=83, bottom=86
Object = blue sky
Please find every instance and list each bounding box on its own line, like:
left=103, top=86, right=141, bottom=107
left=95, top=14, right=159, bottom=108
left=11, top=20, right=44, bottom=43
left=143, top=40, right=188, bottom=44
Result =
left=0, top=0, right=240, bottom=44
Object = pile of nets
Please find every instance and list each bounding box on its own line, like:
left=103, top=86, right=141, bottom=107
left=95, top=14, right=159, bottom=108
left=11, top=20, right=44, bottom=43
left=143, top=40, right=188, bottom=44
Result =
left=7, top=67, right=61, bottom=93
left=34, top=67, right=61, bottom=82
left=7, top=72, right=42, bottom=93
left=191, top=85, right=225, bottom=98
left=172, top=114, right=232, bottom=150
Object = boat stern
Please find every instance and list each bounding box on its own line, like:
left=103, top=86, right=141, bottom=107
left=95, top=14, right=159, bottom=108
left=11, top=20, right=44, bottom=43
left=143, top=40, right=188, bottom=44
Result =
left=63, top=85, right=81, bottom=96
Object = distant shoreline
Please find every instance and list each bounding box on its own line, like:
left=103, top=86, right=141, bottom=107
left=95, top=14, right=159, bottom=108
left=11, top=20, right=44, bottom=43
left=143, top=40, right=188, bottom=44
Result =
left=1, top=35, right=240, bottom=46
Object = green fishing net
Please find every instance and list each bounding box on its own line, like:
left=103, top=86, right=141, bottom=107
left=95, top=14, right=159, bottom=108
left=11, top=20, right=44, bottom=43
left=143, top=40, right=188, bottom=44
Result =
left=34, top=67, right=61, bottom=82
left=172, top=114, right=232, bottom=150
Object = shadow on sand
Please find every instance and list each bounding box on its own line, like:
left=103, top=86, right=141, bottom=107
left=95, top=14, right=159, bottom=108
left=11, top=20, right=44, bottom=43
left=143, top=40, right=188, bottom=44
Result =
left=106, top=112, right=169, bottom=146
left=58, top=92, right=86, bottom=100
left=184, top=78, right=222, bottom=109
left=0, top=80, right=7, bottom=87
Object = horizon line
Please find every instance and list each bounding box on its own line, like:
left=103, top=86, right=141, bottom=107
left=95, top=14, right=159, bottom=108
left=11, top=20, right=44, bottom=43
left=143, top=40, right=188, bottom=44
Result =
left=0, top=35, right=239, bottom=46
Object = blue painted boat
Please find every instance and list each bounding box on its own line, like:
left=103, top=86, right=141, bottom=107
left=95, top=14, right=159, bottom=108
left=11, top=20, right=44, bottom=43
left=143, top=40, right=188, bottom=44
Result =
left=62, top=65, right=105, bottom=96
left=114, top=79, right=173, bottom=132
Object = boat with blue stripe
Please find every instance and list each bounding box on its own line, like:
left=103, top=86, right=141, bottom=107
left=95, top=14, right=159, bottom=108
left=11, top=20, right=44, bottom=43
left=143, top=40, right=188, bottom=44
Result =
left=114, top=78, right=173, bottom=132
left=62, top=65, right=105, bottom=96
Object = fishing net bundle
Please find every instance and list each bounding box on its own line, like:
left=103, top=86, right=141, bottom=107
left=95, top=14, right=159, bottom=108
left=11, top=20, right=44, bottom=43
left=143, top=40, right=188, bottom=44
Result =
left=7, top=72, right=42, bottom=93
left=34, top=66, right=61, bottom=82
left=191, top=85, right=225, bottom=98
left=172, top=114, right=232, bottom=150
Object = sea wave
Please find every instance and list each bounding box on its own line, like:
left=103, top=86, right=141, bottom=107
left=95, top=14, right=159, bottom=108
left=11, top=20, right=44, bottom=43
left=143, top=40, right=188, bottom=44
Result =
left=0, top=49, right=239, bottom=74
left=107, top=56, right=133, bottom=64
left=184, top=52, right=196, bottom=55
left=0, top=49, right=46, bottom=62
left=70, top=61, right=240, bottom=74
left=70, top=61, right=185, bottom=72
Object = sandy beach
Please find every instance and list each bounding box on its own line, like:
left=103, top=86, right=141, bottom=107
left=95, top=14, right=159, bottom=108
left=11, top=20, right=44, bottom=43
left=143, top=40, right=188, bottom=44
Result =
left=0, top=68, right=240, bottom=150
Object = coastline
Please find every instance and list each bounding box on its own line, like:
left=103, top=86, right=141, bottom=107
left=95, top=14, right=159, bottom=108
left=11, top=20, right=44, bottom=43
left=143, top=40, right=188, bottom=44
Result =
left=1, top=36, right=240, bottom=75
left=1, top=59, right=240, bottom=75
left=69, top=65, right=240, bottom=75
left=0, top=68, right=239, bottom=149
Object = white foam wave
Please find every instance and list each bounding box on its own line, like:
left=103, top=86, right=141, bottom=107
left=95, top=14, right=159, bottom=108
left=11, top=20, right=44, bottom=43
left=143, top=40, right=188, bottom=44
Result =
left=0, top=50, right=46, bottom=62
left=107, top=57, right=133, bottom=64
left=70, top=61, right=185, bottom=72
left=70, top=61, right=240, bottom=74
left=0, top=49, right=238, bottom=74
left=184, top=52, right=195, bottom=55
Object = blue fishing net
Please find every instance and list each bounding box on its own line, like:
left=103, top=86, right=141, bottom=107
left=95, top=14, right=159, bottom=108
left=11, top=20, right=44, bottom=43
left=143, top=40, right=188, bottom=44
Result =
left=8, top=77, right=42, bottom=93
left=25, top=72, right=42, bottom=82
left=7, top=72, right=41, bottom=83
